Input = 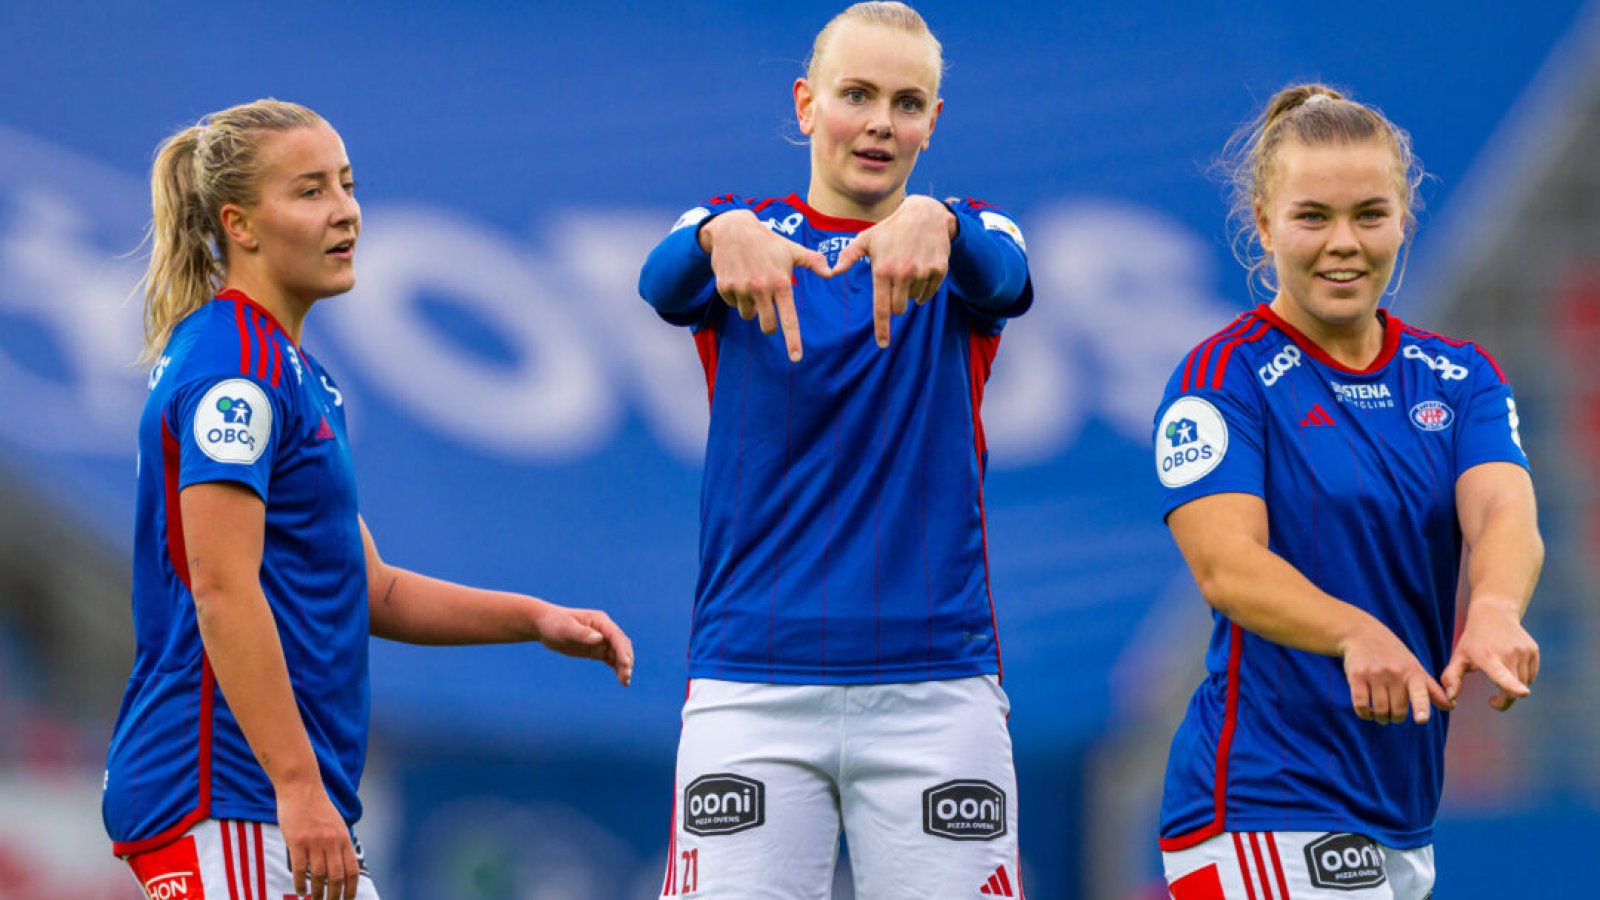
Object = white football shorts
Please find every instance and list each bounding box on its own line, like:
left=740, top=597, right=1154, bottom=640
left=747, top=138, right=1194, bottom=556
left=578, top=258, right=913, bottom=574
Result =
left=660, top=676, right=1023, bottom=899
left=122, top=818, right=380, bottom=900
left=1164, top=830, right=1433, bottom=899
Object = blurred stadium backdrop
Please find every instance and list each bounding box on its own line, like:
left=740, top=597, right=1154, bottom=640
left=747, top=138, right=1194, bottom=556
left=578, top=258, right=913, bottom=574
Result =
left=2, top=1, right=1597, bottom=897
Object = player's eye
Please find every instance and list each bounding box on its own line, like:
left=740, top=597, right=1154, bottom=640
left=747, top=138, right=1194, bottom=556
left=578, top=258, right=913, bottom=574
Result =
left=897, top=96, right=925, bottom=113
left=844, top=88, right=867, bottom=103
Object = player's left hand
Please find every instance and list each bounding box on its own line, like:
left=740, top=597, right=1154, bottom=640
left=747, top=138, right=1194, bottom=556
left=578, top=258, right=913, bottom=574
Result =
left=533, top=603, right=635, bottom=686
left=1440, top=597, right=1538, bottom=712
left=830, top=194, right=957, bottom=349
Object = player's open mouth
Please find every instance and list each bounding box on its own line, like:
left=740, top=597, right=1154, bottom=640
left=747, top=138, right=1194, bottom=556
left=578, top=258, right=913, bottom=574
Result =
left=1318, top=270, right=1363, bottom=283
left=326, top=239, right=356, bottom=258
left=854, top=148, right=892, bottom=164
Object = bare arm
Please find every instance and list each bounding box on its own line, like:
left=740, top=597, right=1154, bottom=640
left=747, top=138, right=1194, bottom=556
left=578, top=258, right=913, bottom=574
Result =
left=360, top=518, right=633, bottom=685
left=1167, top=491, right=1450, bottom=724
left=182, top=482, right=358, bottom=900
left=1442, top=462, right=1543, bottom=709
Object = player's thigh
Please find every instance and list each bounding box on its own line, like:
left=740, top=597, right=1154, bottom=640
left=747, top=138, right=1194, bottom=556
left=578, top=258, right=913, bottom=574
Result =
left=662, top=679, right=844, bottom=900
left=840, top=676, right=1021, bottom=900
left=123, top=819, right=381, bottom=899
left=1164, top=831, right=1416, bottom=899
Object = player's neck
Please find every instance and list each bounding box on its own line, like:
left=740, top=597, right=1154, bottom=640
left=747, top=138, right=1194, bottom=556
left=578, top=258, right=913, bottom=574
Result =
left=805, top=179, right=904, bottom=224
left=1269, top=296, right=1385, bottom=370
left=221, top=272, right=311, bottom=345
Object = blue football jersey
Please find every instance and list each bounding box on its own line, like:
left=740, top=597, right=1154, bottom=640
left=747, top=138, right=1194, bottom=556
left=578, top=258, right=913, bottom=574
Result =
left=1153, top=303, right=1529, bottom=850
left=104, top=290, right=368, bottom=854
left=639, top=193, right=1032, bottom=684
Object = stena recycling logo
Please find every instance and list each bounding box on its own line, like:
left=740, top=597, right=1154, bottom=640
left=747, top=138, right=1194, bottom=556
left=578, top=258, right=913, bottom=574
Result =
left=1410, top=400, right=1454, bottom=431
left=1155, top=396, right=1227, bottom=488
left=194, top=379, right=272, bottom=464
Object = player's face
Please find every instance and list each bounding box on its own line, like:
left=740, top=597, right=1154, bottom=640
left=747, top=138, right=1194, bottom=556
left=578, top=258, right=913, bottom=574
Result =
left=1256, top=139, right=1407, bottom=334
left=243, top=122, right=360, bottom=303
left=796, top=21, right=942, bottom=221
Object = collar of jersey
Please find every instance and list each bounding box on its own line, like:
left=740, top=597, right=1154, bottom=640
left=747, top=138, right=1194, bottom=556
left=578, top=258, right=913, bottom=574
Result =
left=780, top=193, right=876, bottom=233
left=1253, top=302, right=1402, bottom=376
left=215, top=287, right=301, bottom=351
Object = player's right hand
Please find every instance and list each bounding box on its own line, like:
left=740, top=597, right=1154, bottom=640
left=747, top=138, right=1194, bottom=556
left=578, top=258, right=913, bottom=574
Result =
left=1339, top=616, right=1452, bottom=725
left=278, top=781, right=361, bottom=900
left=700, top=209, right=832, bottom=363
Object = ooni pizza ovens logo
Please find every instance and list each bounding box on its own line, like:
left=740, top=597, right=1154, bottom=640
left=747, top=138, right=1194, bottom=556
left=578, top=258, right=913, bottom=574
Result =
left=683, top=774, right=764, bottom=836
left=922, top=780, right=1007, bottom=841
left=1304, top=832, right=1387, bottom=890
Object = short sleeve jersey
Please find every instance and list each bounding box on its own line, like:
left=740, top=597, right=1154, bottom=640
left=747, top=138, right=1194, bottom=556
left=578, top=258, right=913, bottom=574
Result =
left=640, top=193, right=1033, bottom=684
left=1152, top=303, right=1529, bottom=850
left=103, top=290, right=368, bottom=855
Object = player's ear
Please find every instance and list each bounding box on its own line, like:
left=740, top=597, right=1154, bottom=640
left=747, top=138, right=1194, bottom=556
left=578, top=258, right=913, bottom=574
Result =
left=922, top=97, right=943, bottom=151
left=794, top=78, right=816, bottom=136
left=1253, top=199, right=1273, bottom=255
left=219, top=202, right=259, bottom=253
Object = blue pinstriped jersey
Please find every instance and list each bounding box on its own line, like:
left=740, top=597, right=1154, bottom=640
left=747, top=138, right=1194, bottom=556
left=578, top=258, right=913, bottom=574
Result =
left=1153, top=303, right=1529, bottom=850
left=640, top=193, right=1032, bottom=684
left=104, top=290, right=368, bottom=853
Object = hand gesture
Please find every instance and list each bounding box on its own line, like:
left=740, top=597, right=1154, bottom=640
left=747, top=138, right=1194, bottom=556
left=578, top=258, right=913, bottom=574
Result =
left=533, top=603, right=635, bottom=686
left=830, top=195, right=957, bottom=348
left=701, top=209, right=832, bottom=362
left=1441, top=599, right=1538, bottom=711
left=1340, top=616, right=1452, bottom=725
left=278, top=781, right=361, bottom=900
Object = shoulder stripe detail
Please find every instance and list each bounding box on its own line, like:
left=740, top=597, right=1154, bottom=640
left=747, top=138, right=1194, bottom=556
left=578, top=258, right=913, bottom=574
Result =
left=1207, top=319, right=1273, bottom=390
left=234, top=301, right=252, bottom=375
left=1402, top=324, right=1507, bottom=382
left=250, top=310, right=271, bottom=382
left=1182, top=314, right=1254, bottom=392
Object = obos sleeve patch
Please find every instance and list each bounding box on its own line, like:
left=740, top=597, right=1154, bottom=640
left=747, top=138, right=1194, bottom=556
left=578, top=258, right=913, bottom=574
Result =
left=193, top=379, right=272, bottom=464
left=1156, top=396, right=1228, bottom=488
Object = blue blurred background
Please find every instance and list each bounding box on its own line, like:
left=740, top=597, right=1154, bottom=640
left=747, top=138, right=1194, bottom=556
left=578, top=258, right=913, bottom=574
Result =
left=2, top=1, right=1597, bottom=897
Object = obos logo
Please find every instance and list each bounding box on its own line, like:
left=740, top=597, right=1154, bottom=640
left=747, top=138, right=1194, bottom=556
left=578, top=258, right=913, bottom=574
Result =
left=1304, top=832, right=1387, bottom=890
left=194, top=379, right=272, bottom=464
left=1155, top=396, right=1228, bottom=488
left=1257, top=344, right=1302, bottom=387
left=1410, top=400, right=1453, bottom=431
left=922, top=780, right=1007, bottom=841
left=683, top=773, right=764, bottom=836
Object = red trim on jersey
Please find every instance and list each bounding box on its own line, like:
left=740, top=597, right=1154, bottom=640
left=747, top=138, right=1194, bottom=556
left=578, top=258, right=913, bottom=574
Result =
left=218, top=288, right=302, bottom=353
left=1265, top=833, right=1292, bottom=900
left=1401, top=323, right=1508, bottom=383
left=1252, top=303, right=1401, bottom=374
left=782, top=193, right=876, bottom=233
left=1181, top=313, right=1253, bottom=392
left=968, top=332, right=1005, bottom=680
left=693, top=326, right=721, bottom=406
left=111, top=421, right=217, bottom=857
left=234, top=302, right=253, bottom=375
left=252, top=310, right=272, bottom=381
left=751, top=197, right=776, bottom=214
left=1159, top=622, right=1244, bottom=852
left=1208, top=320, right=1273, bottom=389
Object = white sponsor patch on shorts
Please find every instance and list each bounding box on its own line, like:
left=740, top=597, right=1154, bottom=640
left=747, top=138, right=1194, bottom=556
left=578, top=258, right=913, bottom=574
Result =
left=1155, top=395, right=1227, bottom=488
left=193, top=379, right=272, bottom=464
left=978, top=211, right=1026, bottom=252
left=671, top=206, right=712, bottom=233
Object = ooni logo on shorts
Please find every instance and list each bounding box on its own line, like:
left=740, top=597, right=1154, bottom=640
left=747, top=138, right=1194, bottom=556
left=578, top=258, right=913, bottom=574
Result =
left=922, top=780, right=1006, bottom=841
left=1304, top=833, right=1387, bottom=890
left=683, top=773, right=764, bottom=836
left=1155, top=396, right=1227, bottom=488
left=194, top=379, right=272, bottom=464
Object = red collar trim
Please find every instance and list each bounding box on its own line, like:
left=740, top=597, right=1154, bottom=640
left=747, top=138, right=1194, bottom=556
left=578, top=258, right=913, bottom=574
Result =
left=783, top=193, right=876, bottom=233
left=216, top=288, right=300, bottom=349
left=1253, top=303, right=1402, bottom=375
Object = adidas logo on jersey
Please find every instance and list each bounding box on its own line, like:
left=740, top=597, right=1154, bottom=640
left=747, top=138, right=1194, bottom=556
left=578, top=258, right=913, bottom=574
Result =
left=978, top=864, right=1016, bottom=896
left=1299, top=404, right=1336, bottom=427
